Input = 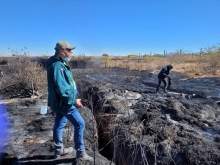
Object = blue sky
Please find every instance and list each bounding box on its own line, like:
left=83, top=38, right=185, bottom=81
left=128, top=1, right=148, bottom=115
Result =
left=0, top=0, right=219, bottom=56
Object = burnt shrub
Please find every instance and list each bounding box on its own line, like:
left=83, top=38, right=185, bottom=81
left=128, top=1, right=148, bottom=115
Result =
left=36, top=56, right=48, bottom=69
left=0, top=59, right=8, bottom=65
left=0, top=55, right=47, bottom=98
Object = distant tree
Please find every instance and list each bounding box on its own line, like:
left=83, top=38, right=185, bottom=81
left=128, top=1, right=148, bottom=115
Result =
left=102, top=53, right=109, bottom=57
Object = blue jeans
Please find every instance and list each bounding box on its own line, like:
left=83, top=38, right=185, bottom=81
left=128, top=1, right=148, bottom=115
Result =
left=53, top=109, right=85, bottom=154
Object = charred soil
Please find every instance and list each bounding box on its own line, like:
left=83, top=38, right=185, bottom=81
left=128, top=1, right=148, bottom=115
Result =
left=0, top=67, right=220, bottom=165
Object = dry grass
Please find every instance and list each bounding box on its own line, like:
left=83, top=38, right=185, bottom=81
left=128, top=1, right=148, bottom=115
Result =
left=92, top=52, right=220, bottom=78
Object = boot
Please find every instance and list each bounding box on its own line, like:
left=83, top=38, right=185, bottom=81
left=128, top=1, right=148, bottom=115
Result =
left=54, top=146, right=73, bottom=159
left=76, top=152, right=93, bottom=162
left=164, top=89, right=168, bottom=93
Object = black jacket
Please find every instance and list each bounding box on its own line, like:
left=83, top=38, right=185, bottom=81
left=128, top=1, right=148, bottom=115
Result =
left=158, top=67, right=170, bottom=79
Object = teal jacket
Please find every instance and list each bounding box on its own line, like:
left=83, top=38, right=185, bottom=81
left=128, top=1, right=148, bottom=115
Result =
left=45, top=54, right=78, bottom=112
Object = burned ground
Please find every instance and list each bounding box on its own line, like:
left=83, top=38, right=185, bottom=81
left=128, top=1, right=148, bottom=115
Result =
left=80, top=68, right=220, bottom=165
left=0, top=67, right=220, bottom=165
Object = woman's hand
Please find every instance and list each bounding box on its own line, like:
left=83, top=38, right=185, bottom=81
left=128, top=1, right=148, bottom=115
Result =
left=75, top=99, right=83, bottom=108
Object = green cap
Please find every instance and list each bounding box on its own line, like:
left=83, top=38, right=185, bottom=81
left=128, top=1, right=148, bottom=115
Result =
left=54, top=40, right=76, bottom=51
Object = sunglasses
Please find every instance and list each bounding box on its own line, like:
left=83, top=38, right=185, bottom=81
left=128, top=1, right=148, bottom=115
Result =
left=66, top=49, right=72, bottom=52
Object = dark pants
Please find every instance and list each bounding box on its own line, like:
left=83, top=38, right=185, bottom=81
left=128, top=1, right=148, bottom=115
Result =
left=156, top=77, right=168, bottom=92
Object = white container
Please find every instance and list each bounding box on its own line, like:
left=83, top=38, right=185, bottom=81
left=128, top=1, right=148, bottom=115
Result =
left=40, top=104, right=47, bottom=115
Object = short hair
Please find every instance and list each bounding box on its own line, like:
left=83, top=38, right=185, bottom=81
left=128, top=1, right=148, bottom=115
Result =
left=55, top=50, right=60, bottom=55
left=167, top=64, right=173, bottom=69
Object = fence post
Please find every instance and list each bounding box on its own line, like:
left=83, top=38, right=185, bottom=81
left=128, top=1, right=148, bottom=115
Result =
left=139, top=53, right=142, bottom=70
left=105, top=57, right=107, bottom=68
left=115, top=56, right=117, bottom=68
left=200, top=48, right=202, bottom=60
left=137, top=53, right=139, bottom=70
left=127, top=56, right=129, bottom=69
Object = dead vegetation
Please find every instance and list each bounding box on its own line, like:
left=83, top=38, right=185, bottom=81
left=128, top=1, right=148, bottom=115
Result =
left=0, top=55, right=47, bottom=99
left=1, top=45, right=220, bottom=99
